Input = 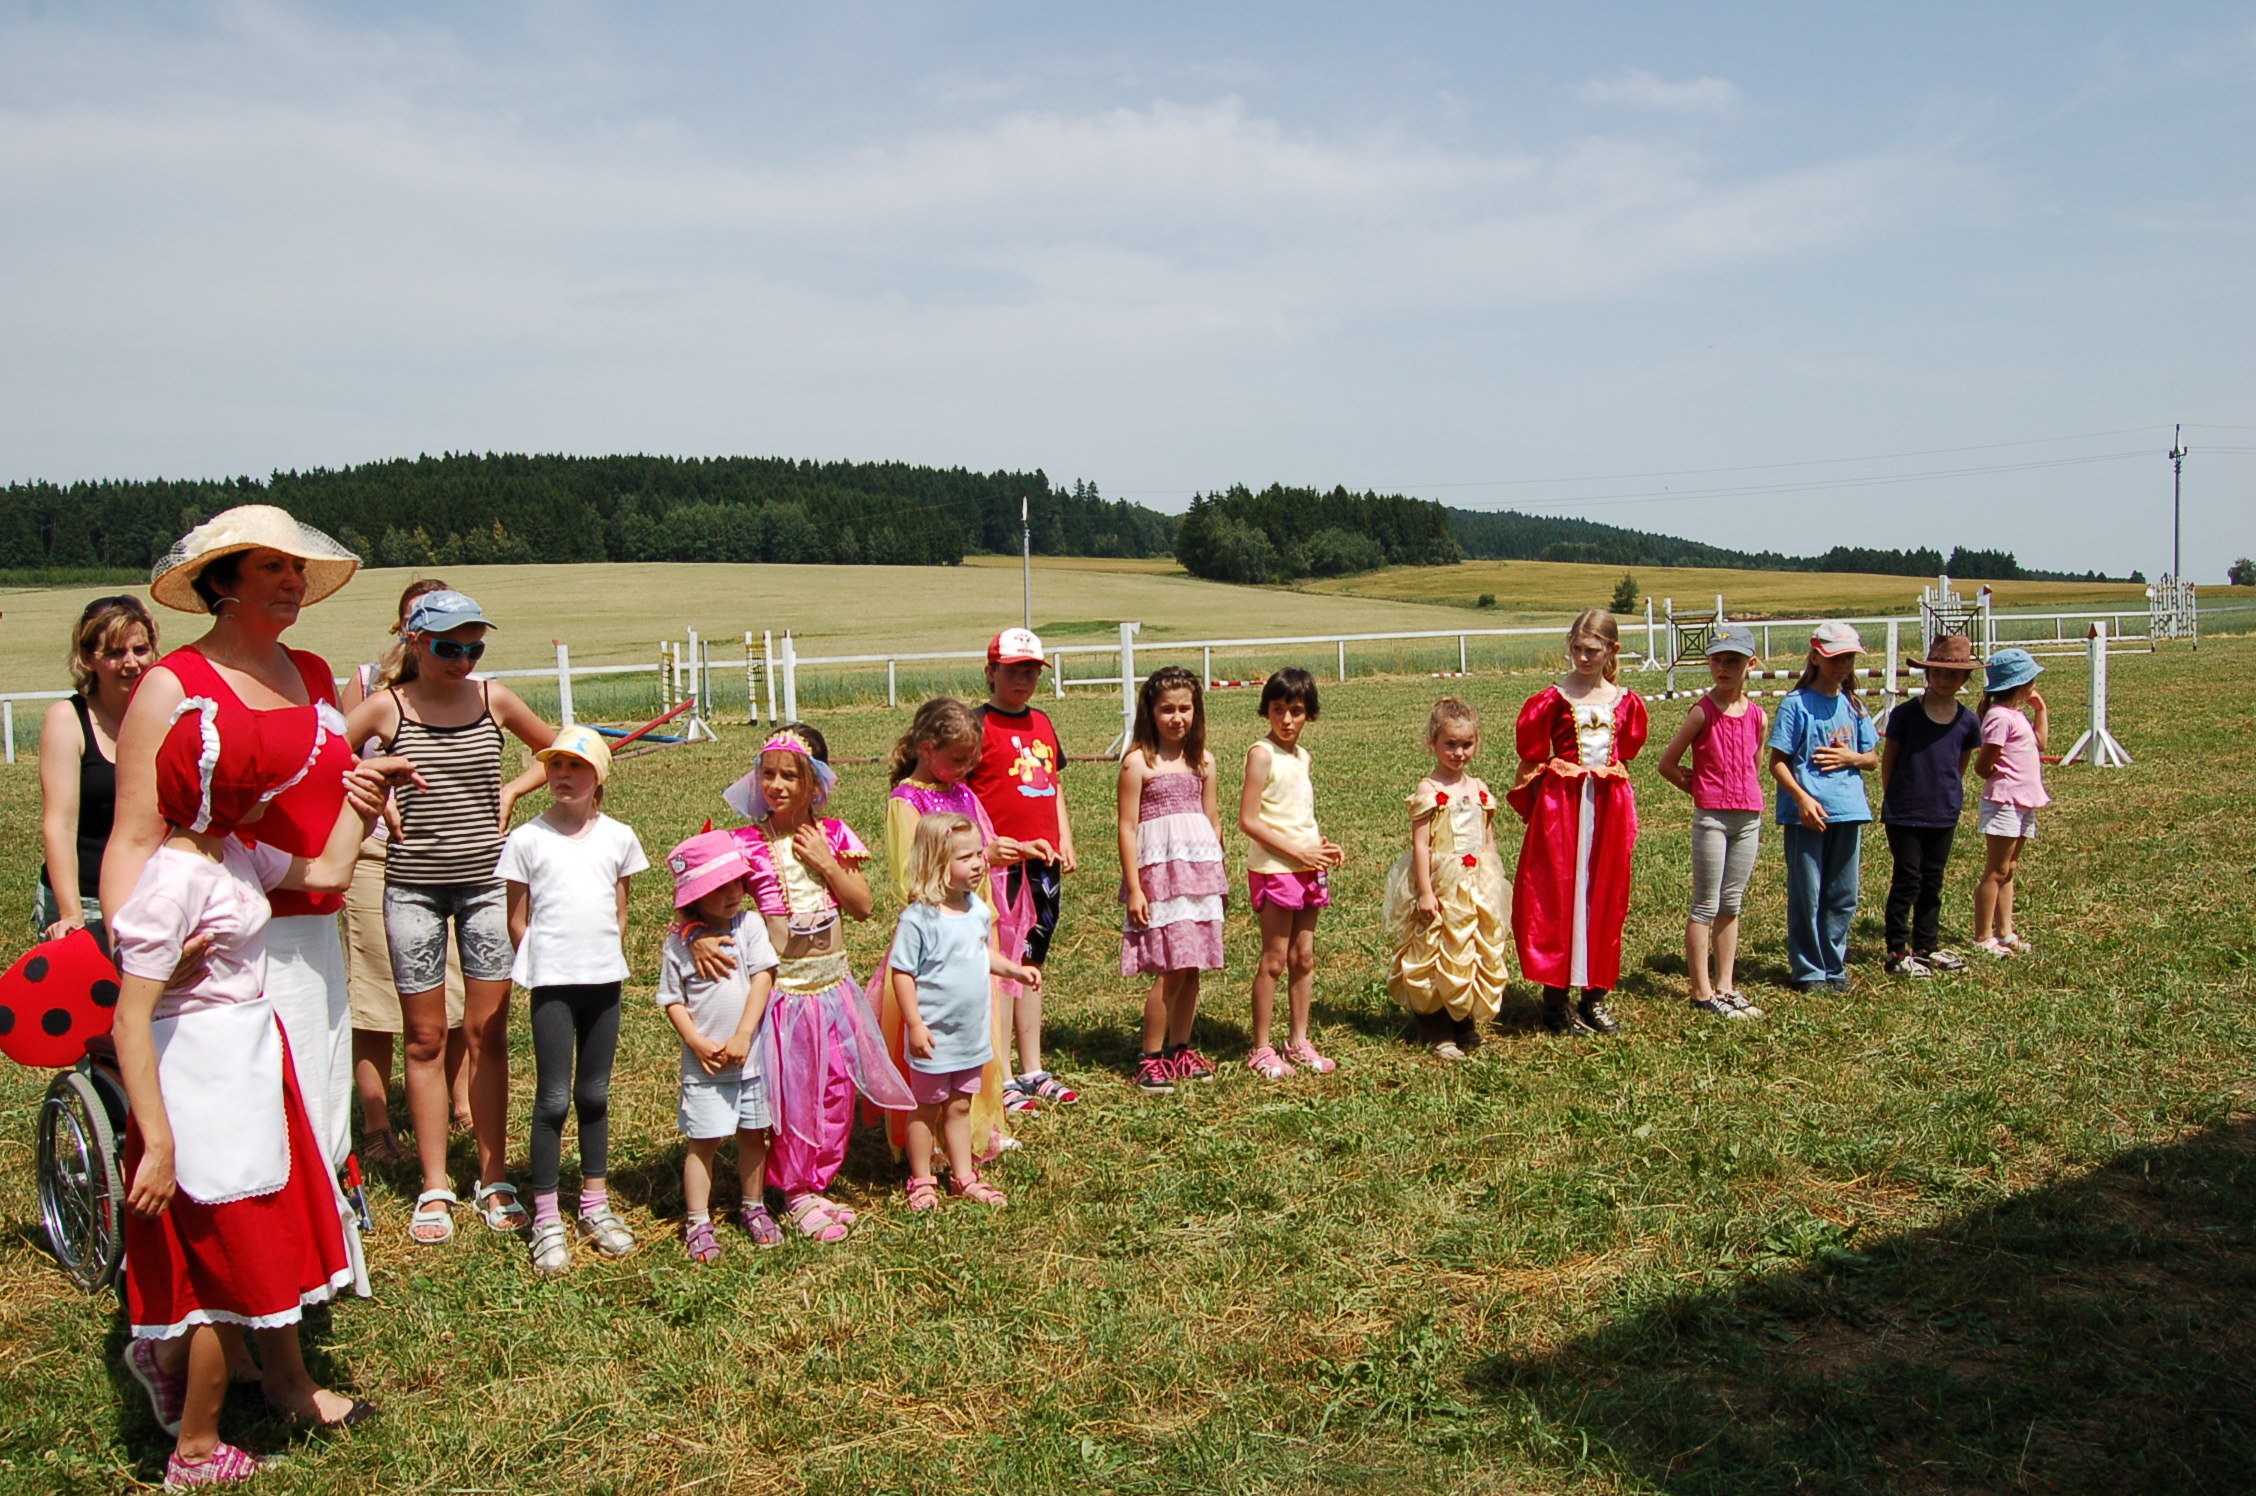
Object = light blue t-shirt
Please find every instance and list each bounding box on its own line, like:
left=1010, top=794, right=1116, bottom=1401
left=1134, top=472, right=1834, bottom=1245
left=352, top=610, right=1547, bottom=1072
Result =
left=891, top=900, right=995, bottom=1074
left=1768, top=687, right=1879, bottom=827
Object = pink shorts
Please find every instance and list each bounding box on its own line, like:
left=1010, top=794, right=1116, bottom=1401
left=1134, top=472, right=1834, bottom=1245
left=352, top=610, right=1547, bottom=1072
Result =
left=909, top=1065, right=984, bottom=1106
left=1247, top=868, right=1330, bottom=912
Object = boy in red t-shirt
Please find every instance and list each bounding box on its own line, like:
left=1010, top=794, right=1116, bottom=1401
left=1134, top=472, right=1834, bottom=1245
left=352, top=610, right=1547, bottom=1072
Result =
left=970, top=628, right=1081, bottom=1111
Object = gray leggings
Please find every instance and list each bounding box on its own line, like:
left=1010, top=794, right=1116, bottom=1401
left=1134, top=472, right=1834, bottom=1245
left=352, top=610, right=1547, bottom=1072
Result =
left=1689, top=809, right=1762, bottom=924
left=529, top=982, right=622, bottom=1193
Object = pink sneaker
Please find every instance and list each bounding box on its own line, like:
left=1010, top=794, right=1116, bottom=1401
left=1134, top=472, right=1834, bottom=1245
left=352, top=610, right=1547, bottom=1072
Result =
left=1284, top=1039, right=1336, bottom=1074
left=126, top=1337, right=185, bottom=1436
left=163, top=1442, right=266, bottom=1489
left=1247, top=1045, right=1295, bottom=1079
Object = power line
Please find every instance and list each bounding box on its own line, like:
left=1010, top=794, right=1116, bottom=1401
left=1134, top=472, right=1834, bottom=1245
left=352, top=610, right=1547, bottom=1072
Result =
left=1446, top=449, right=2155, bottom=513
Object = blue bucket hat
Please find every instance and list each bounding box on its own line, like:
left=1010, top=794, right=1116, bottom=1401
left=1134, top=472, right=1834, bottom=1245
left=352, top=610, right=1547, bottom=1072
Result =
left=1984, top=647, right=2043, bottom=693
left=404, top=589, right=495, bottom=636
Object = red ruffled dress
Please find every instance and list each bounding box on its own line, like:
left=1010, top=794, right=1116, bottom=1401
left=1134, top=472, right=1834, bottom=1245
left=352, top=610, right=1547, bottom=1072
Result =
left=1508, top=685, right=1649, bottom=992
left=113, top=840, right=353, bottom=1338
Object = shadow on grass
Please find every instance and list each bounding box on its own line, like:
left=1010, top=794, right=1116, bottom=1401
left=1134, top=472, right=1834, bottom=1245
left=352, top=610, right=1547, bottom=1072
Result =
left=1475, top=1116, right=2256, bottom=1494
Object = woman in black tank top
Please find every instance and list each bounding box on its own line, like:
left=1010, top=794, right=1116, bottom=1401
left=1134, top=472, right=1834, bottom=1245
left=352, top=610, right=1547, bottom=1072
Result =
left=38, top=596, right=158, bottom=950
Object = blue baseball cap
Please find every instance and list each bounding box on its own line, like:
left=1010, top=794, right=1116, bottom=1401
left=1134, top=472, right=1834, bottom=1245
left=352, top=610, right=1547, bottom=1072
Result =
left=404, top=590, right=495, bottom=635
left=1983, top=647, right=2043, bottom=693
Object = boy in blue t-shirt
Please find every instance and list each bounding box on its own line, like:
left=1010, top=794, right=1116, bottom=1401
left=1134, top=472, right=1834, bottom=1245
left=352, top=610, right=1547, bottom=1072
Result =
left=1768, top=623, right=1881, bottom=993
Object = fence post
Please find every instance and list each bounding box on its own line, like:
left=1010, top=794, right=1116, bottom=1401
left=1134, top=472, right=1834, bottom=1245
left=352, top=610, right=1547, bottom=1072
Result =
left=1202, top=645, right=1212, bottom=686
left=1664, top=598, right=1677, bottom=697
left=1109, top=622, right=1141, bottom=755
left=1053, top=652, right=1064, bottom=699
left=1458, top=635, right=1467, bottom=672
left=780, top=632, right=799, bottom=723
left=755, top=633, right=765, bottom=725
left=3, top=700, right=12, bottom=765
left=1763, top=623, right=1772, bottom=659
left=762, top=631, right=777, bottom=724
left=1645, top=596, right=1657, bottom=667
left=1884, top=620, right=1899, bottom=715
left=554, top=642, right=575, bottom=727
left=1337, top=638, right=1347, bottom=682
left=887, top=659, right=897, bottom=709
left=657, top=642, right=670, bottom=713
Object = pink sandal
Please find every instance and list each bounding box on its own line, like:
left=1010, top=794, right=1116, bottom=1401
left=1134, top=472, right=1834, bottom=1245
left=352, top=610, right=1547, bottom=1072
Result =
left=163, top=1441, right=265, bottom=1487
left=683, top=1218, right=723, bottom=1264
left=784, top=1194, right=851, bottom=1242
left=1284, top=1038, right=1337, bottom=1074
left=949, top=1170, right=1007, bottom=1207
left=1247, top=1045, right=1295, bottom=1079
left=903, top=1175, right=941, bottom=1213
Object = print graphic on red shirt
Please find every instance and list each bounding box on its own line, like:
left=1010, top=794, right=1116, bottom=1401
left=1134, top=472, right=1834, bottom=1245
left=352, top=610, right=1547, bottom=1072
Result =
left=969, top=705, right=1064, bottom=845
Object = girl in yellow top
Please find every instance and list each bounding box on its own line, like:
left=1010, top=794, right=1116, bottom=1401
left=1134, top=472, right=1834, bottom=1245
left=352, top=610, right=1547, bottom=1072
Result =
left=1383, top=698, right=1510, bottom=1060
left=1237, top=669, right=1344, bottom=1078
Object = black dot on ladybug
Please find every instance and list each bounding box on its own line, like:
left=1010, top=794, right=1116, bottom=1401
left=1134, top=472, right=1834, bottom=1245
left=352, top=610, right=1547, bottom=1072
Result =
left=41, top=1008, right=73, bottom=1037
left=92, top=980, right=119, bottom=1009
left=24, top=956, right=48, bottom=983
left=0, top=1005, right=13, bottom=1035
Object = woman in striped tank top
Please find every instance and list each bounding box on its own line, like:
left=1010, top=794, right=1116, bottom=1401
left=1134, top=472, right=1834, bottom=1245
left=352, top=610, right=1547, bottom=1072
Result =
left=344, top=589, right=555, bottom=1244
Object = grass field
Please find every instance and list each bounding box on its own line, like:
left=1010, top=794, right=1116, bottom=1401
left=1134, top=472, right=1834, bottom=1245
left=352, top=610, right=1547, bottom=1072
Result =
left=0, top=630, right=2249, bottom=1494
left=1305, top=559, right=2162, bottom=619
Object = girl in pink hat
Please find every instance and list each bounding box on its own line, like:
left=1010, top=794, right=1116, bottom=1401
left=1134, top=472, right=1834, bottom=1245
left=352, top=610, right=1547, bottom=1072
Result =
left=658, top=829, right=781, bottom=1260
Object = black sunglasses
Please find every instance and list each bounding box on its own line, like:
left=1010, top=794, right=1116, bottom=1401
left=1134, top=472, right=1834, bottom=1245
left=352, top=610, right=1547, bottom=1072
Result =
left=78, top=594, right=148, bottom=623
left=427, top=638, right=487, bottom=663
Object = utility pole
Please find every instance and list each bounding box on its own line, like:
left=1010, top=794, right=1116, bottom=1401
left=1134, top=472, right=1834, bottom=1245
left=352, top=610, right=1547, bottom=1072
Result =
left=2168, top=424, right=2186, bottom=580
left=1021, top=493, right=1033, bottom=630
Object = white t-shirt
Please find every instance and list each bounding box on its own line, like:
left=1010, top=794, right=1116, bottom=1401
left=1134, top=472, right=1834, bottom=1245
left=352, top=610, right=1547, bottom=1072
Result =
left=653, top=912, right=780, bottom=1083
left=494, top=813, right=650, bottom=987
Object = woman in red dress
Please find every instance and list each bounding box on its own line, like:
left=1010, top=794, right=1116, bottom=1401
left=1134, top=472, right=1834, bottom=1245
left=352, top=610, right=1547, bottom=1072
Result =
left=1509, top=608, right=1648, bottom=1036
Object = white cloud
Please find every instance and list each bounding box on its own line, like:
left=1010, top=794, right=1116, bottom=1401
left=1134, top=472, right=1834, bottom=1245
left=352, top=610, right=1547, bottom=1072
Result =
left=1573, top=68, right=1743, bottom=112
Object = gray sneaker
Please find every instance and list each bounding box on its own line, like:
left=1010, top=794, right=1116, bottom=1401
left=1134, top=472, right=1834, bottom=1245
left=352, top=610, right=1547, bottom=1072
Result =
left=1723, top=990, right=1764, bottom=1019
left=1922, top=948, right=1968, bottom=972
left=1886, top=954, right=1935, bottom=979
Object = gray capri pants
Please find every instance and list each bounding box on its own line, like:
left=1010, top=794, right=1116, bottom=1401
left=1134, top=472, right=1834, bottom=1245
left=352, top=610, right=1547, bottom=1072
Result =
left=1689, top=809, right=1762, bottom=925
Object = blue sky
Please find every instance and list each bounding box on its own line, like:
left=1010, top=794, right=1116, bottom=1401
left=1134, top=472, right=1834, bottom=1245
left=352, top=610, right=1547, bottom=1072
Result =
left=2, top=2, right=2251, bottom=576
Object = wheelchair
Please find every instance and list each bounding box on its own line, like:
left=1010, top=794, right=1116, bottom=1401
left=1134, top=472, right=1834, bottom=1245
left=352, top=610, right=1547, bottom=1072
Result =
left=35, top=1035, right=130, bottom=1292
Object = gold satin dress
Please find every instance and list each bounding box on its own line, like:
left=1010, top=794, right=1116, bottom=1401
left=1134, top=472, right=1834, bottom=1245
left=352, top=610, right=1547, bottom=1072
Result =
left=1384, top=779, right=1512, bottom=1023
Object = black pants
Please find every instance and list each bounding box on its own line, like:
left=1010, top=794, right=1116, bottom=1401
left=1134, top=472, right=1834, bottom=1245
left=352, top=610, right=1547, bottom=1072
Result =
left=1883, top=824, right=1957, bottom=955
left=529, top=982, right=622, bottom=1192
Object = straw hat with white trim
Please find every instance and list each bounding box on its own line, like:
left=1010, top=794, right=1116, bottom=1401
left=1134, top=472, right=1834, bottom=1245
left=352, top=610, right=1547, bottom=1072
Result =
left=148, top=504, right=361, bottom=614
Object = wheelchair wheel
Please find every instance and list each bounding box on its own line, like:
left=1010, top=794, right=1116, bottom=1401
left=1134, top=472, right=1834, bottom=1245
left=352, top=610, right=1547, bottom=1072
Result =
left=37, top=1068, right=125, bottom=1292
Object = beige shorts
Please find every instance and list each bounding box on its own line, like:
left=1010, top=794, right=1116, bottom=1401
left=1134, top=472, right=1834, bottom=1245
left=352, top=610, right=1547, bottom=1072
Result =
left=344, top=838, right=465, bottom=1031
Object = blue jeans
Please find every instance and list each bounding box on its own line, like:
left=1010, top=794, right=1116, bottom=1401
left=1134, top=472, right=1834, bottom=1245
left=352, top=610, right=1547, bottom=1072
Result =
left=1782, top=822, right=1864, bottom=982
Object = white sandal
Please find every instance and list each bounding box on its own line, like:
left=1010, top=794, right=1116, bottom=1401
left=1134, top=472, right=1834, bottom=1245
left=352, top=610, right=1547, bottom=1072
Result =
left=577, top=1206, right=636, bottom=1259
left=409, top=1188, right=458, bottom=1246
left=473, top=1180, right=528, bottom=1233
left=527, top=1219, right=571, bottom=1277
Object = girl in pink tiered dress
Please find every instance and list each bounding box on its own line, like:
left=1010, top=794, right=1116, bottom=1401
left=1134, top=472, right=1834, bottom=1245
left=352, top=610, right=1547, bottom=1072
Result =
left=712, top=725, right=915, bottom=1241
left=1117, top=666, right=1227, bottom=1091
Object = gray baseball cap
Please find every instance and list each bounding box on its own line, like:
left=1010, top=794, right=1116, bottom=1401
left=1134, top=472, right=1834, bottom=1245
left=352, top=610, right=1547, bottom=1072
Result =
left=1706, top=624, right=1758, bottom=657
left=404, top=589, right=496, bottom=635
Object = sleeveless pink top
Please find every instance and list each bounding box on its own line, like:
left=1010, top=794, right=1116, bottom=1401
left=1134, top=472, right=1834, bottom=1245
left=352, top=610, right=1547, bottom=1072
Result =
left=1688, top=695, right=1767, bottom=813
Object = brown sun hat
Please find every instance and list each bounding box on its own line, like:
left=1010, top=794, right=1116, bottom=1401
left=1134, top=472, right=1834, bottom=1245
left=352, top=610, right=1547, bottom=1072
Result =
left=148, top=504, right=361, bottom=614
left=1911, top=633, right=1978, bottom=671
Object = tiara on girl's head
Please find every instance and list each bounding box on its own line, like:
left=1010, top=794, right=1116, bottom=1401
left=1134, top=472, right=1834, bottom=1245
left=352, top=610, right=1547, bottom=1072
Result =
left=760, top=730, right=814, bottom=758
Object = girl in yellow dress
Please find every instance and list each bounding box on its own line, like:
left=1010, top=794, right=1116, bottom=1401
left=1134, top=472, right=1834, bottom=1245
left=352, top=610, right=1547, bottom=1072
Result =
left=1384, top=698, right=1511, bottom=1059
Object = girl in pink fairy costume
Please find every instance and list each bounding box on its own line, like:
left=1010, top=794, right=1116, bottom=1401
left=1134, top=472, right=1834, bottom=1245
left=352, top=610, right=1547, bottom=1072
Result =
left=700, top=723, right=915, bottom=1242
left=873, top=698, right=1047, bottom=1169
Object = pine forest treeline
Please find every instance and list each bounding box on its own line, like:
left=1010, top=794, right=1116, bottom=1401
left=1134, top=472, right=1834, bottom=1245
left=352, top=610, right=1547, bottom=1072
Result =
left=0, top=456, right=1176, bottom=572
left=0, top=453, right=2127, bottom=584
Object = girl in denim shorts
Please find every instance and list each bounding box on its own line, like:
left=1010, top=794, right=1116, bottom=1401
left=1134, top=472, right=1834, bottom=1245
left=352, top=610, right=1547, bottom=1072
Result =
left=344, top=588, right=557, bottom=1244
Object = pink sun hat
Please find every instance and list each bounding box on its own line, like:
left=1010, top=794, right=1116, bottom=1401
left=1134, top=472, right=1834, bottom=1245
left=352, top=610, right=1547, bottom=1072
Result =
left=665, top=828, right=752, bottom=910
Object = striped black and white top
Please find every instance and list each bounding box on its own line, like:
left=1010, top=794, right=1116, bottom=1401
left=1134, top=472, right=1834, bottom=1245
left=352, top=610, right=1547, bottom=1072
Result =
left=384, top=685, right=507, bottom=886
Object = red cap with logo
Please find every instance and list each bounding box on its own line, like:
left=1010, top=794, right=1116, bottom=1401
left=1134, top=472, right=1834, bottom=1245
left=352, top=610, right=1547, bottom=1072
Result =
left=987, top=628, right=1048, bottom=667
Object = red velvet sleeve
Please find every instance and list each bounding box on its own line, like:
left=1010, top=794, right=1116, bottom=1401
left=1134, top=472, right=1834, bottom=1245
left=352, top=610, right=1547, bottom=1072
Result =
left=1615, top=691, right=1650, bottom=764
left=1507, top=688, right=1562, bottom=820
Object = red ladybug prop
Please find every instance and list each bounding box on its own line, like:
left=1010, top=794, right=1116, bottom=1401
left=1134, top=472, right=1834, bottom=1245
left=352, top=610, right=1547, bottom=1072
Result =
left=0, top=929, right=121, bottom=1068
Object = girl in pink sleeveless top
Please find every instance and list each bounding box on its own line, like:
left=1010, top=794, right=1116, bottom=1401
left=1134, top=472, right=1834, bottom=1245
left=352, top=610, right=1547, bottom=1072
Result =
left=1656, top=627, right=1768, bottom=1019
